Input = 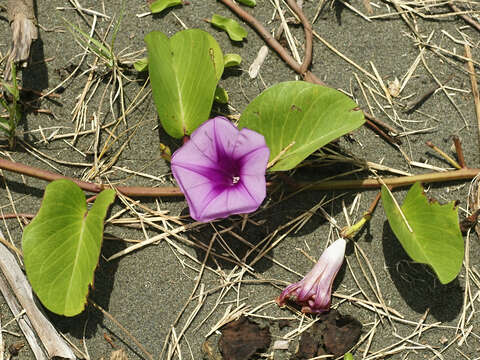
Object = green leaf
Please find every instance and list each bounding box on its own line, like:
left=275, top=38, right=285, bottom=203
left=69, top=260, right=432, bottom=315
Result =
left=211, top=14, right=248, bottom=42
left=381, top=182, right=464, bottom=284
left=145, top=29, right=224, bottom=138
left=22, top=180, right=116, bottom=316
left=134, top=57, right=148, bottom=72
left=237, top=0, right=256, bottom=7
left=224, top=53, right=242, bottom=68
left=238, top=81, right=364, bottom=171
left=344, top=354, right=354, bottom=360
left=207, top=34, right=224, bottom=81
left=149, top=0, right=182, bottom=14
left=214, top=86, right=229, bottom=104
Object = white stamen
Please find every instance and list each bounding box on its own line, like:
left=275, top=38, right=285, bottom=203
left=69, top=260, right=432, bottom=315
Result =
left=232, top=176, right=240, bottom=184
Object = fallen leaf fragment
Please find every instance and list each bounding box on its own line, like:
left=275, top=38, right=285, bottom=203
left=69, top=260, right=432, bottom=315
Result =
left=249, top=45, right=268, bottom=79
left=295, top=331, right=322, bottom=359
left=294, top=310, right=362, bottom=359
left=202, top=341, right=222, bottom=360
left=236, top=0, right=256, bottom=7
left=149, top=0, right=182, bottom=14
left=218, top=316, right=271, bottom=360
left=323, top=311, right=362, bottom=357
left=273, top=339, right=289, bottom=350
left=110, top=349, right=128, bottom=360
left=211, top=14, right=248, bottom=42
left=8, top=341, right=25, bottom=356
left=387, top=77, right=401, bottom=97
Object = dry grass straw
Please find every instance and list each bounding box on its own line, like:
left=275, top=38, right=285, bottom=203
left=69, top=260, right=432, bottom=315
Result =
left=1, top=0, right=480, bottom=359
left=464, top=44, right=480, bottom=152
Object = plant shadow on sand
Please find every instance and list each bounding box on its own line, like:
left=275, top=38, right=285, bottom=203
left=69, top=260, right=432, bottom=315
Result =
left=188, top=181, right=357, bottom=274
left=382, top=221, right=463, bottom=322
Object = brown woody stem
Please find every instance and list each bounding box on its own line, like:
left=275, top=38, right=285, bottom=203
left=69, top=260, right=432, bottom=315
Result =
left=1, top=158, right=479, bottom=197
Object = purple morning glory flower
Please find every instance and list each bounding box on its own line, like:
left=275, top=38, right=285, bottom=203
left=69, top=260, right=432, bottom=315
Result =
left=276, top=238, right=346, bottom=314
left=171, top=116, right=270, bottom=223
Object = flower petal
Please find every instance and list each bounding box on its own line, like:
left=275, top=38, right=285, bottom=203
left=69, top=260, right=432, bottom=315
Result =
left=171, top=117, right=269, bottom=222
left=233, top=128, right=269, bottom=161
left=190, top=116, right=239, bottom=163
left=197, top=185, right=262, bottom=222
left=171, top=136, right=219, bottom=170
left=238, top=175, right=266, bottom=204
left=239, top=146, right=270, bottom=176
left=170, top=165, right=222, bottom=221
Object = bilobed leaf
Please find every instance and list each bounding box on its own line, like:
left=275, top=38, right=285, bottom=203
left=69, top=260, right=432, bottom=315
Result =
left=237, top=0, right=256, bottom=7
left=149, top=0, right=182, bottom=14
left=145, top=30, right=224, bottom=138
left=211, top=14, right=247, bottom=41
left=381, top=182, right=464, bottom=284
left=22, top=180, right=116, bottom=316
left=238, top=81, right=364, bottom=171
left=224, top=53, right=242, bottom=68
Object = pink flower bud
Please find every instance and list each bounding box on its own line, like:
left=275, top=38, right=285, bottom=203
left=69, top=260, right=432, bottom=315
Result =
left=276, top=238, right=346, bottom=314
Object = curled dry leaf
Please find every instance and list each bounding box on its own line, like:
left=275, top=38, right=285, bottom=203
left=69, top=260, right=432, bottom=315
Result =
left=218, top=316, right=271, bottom=360
left=387, top=77, right=401, bottom=97
left=202, top=340, right=222, bottom=360
left=294, top=310, right=362, bottom=359
left=8, top=341, right=25, bottom=356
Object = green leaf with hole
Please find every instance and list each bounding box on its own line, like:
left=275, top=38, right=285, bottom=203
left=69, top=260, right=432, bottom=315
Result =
left=149, top=0, right=182, bottom=14
left=224, top=53, right=242, bottom=68
left=211, top=14, right=247, bottom=41
left=381, top=182, right=464, bottom=284
left=22, top=180, right=115, bottom=316
left=145, top=29, right=224, bottom=138
left=238, top=81, right=364, bottom=171
left=237, top=0, right=256, bottom=7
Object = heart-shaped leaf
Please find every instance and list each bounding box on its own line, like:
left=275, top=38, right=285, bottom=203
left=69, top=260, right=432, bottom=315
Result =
left=145, top=30, right=224, bottom=138
left=381, top=182, right=464, bottom=284
left=211, top=14, right=248, bottom=42
left=22, top=180, right=116, bottom=316
left=238, top=81, right=364, bottom=171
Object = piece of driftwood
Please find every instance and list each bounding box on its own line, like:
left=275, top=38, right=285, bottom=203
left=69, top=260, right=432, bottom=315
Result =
left=0, top=274, right=46, bottom=359
left=0, top=235, right=76, bottom=359
left=0, top=302, right=3, bottom=360
left=5, top=0, right=38, bottom=77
